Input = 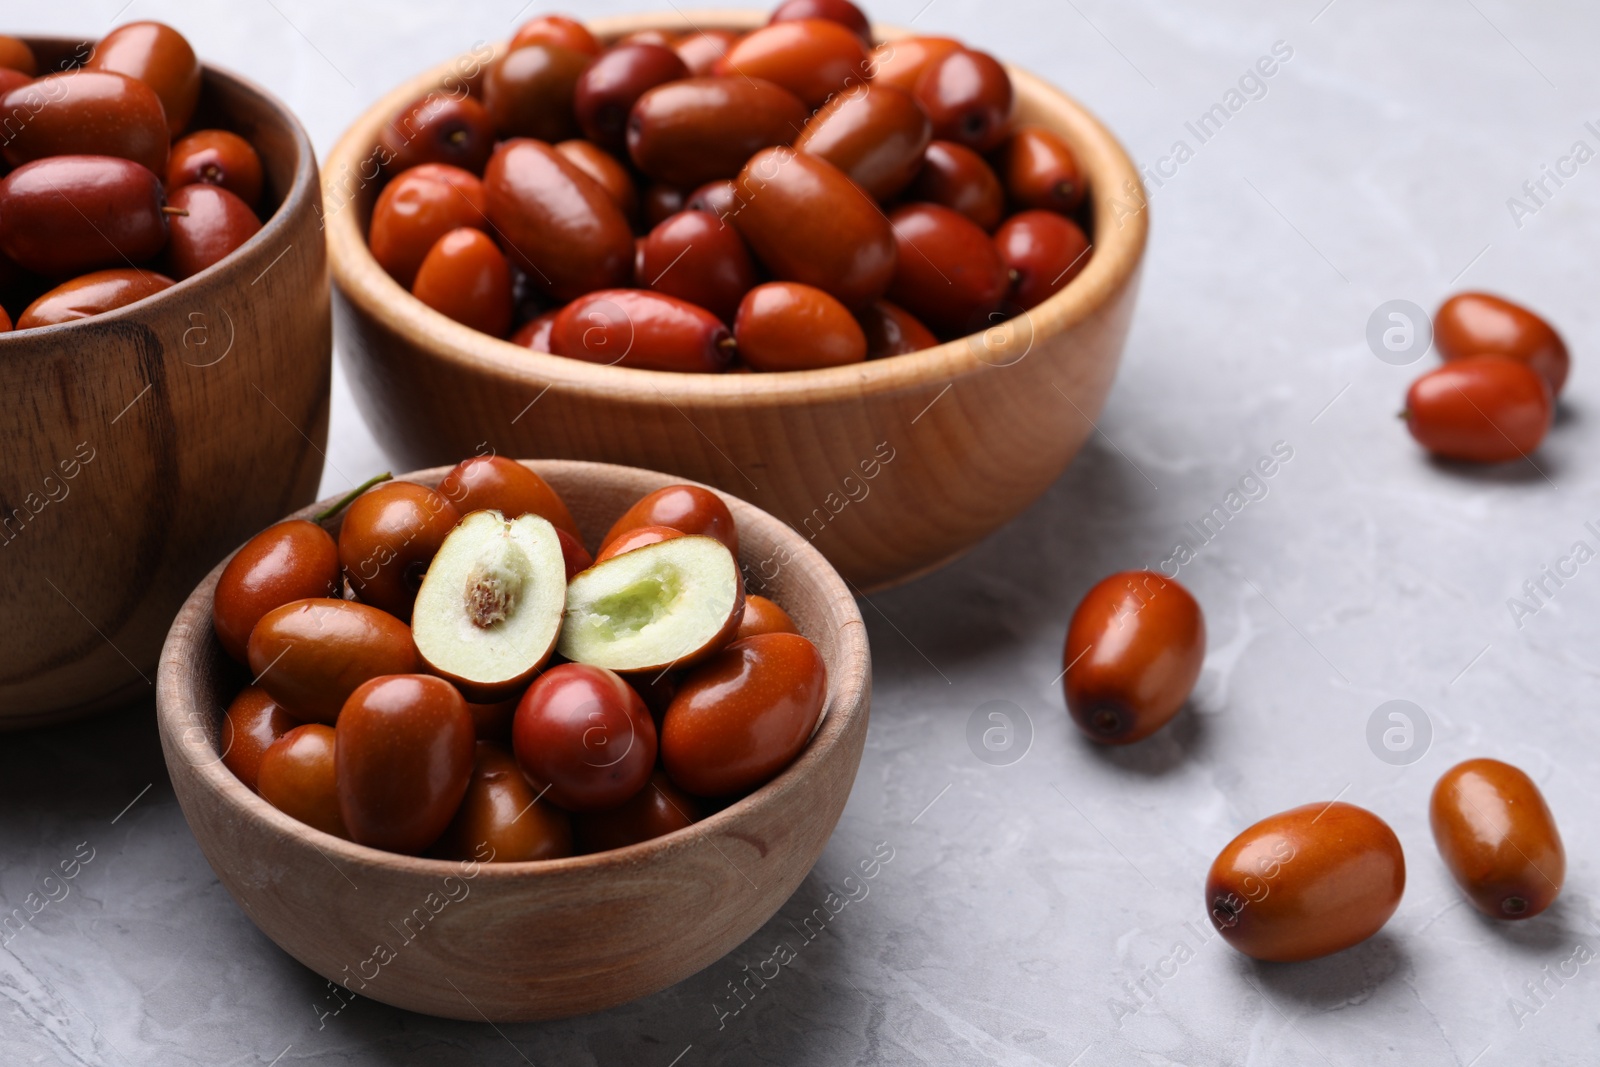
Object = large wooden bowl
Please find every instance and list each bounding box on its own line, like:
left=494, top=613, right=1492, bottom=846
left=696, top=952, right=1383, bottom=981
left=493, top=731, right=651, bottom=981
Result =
left=326, top=10, right=1147, bottom=592
left=155, top=460, right=870, bottom=1021
left=0, top=38, right=330, bottom=728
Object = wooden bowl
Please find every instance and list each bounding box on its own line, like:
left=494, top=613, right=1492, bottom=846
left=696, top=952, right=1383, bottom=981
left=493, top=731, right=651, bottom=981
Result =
left=0, top=38, right=330, bottom=729
left=155, top=460, right=870, bottom=1021
left=325, top=10, right=1147, bottom=592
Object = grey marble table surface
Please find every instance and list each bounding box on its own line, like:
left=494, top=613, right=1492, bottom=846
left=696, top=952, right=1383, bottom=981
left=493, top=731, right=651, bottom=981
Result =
left=7, top=1, right=1600, bottom=1064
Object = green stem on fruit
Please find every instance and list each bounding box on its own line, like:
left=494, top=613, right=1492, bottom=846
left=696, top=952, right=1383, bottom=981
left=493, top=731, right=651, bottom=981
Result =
left=317, top=471, right=392, bottom=522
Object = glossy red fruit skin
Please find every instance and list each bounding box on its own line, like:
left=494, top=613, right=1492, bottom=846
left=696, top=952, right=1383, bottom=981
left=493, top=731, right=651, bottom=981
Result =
left=685, top=179, right=741, bottom=220
left=165, top=183, right=262, bottom=280
left=715, top=19, right=870, bottom=109
left=220, top=686, right=300, bottom=792
left=868, top=36, right=960, bottom=93
left=554, top=140, right=639, bottom=219
left=995, top=210, right=1091, bottom=309
left=661, top=633, right=826, bottom=797
left=1206, top=802, right=1406, bottom=963
left=1000, top=126, right=1087, bottom=215
left=794, top=83, right=931, bottom=202
left=674, top=30, right=742, bottom=76
left=770, top=0, right=872, bottom=41
left=511, top=310, right=559, bottom=353
left=513, top=663, right=658, bottom=812
left=1063, top=571, right=1204, bottom=744
left=85, top=20, right=201, bottom=137
left=0, top=71, right=169, bottom=172
left=603, top=484, right=739, bottom=556
left=0, top=305, right=12, bottom=333
left=1430, top=758, right=1565, bottom=920
left=481, top=43, right=591, bottom=142
left=484, top=139, right=634, bottom=303
left=576, top=43, right=689, bottom=152
left=16, top=269, right=175, bottom=330
left=733, top=147, right=898, bottom=310
left=246, top=599, right=420, bottom=725
left=859, top=299, right=938, bottom=359
left=437, top=455, right=581, bottom=537
left=734, top=594, right=798, bottom=641
left=550, top=289, right=734, bottom=373
left=259, top=724, right=349, bottom=839
left=369, top=163, right=487, bottom=289
left=167, top=129, right=265, bottom=208
left=641, top=184, right=686, bottom=228
left=0, top=156, right=169, bottom=279
left=379, top=93, right=495, bottom=176
left=556, top=527, right=594, bottom=581
left=884, top=203, right=1008, bottom=336
left=627, top=77, right=811, bottom=189
left=1434, top=292, right=1569, bottom=395
left=432, top=742, right=574, bottom=862
left=213, top=518, right=341, bottom=663
left=639, top=210, right=757, bottom=324
left=573, top=769, right=701, bottom=852
left=338, top=481, right=462, bottom=620
left=0, top=36, right=37, bottom=76
left=909, top=140, right=1005, bottom=231
left=511, top=14, right=601, bottom=56
left=467, top=695, right=520, bottom=742
left=913, top=48, right=1013, bottom=152
left=735, top=282, right=867, bottom=371
left=411, top=227, right=514, bottom=337
left=1405, top=356, right=1553, bottom=463
left=0, top=68, right=30, bottom=97
left=337, top=675, right=476, bottom=855
left=594, top=523, right=684, bottom=563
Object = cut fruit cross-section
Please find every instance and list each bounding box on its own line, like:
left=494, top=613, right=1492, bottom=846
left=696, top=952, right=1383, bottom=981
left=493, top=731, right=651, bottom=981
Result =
left=413, top=510, right=567, bottom=701
left=558, top=534, right=744, bottom=673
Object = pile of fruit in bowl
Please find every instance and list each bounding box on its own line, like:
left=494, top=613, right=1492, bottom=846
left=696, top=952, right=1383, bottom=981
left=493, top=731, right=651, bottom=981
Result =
left=363, top=0, right=1094, bottom=371
left=0, top=23, right=269, bottom=331
left=212, top=456, right=828, bottom=861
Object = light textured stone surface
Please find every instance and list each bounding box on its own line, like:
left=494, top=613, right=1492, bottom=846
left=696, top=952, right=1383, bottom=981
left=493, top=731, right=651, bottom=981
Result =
left=7, top=1, right=1600, bottom=1064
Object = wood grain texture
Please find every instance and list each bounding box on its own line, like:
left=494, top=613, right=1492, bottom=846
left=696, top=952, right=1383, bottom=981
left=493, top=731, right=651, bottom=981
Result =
left=156, top=460, right=871, bottom=1021
left=325, top=10, right=1147, bottom=592
left=0, top=39, right=331, bottom=729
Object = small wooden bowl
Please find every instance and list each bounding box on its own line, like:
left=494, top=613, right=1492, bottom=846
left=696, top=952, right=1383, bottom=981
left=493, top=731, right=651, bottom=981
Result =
left=326, top=10, right=1147, bottom=592
left=155, top=460, right=870, bottom=1021
left=0, top=38, right=330, bottom=728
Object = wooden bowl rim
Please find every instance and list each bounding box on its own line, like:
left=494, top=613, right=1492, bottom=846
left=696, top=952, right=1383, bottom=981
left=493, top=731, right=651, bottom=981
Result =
left=0, top=36, right=319, bottom=344
left=323, top=8, right=1149, bottom=407
left=155, top=458, right=871, bottom=882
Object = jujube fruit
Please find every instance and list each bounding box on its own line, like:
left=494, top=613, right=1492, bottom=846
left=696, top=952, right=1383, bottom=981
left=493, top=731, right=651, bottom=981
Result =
left=512, top=663, right=658, bottom=812
left=411, top=227, right=515, bottom=338
left=212, top=518, right=340, bottom=663
left=661, top=632, right=827, bottom=797
left=336, top=674, right=475, bottom=854
left=432, top=742, right=574, bottom=862
left=337, top=480, right=461, bottom=620
left=1434, top=291, right=1569, bottom=395
left=259, top=724, right=348, bottom=839
left=84, top=20, right=200, bottom=137
left=1061, top=571, right=1204, bottom=744
left=16, top=269, right=175, bottom=330
left=1404, top=356, right=1552, bottom=463
left=246, top=598, right=419, bottom=725
left=1431, top=758, right=1564, bottom=920
left=1206, top=802, right=1405, bottom=962
left=220, top=686, right=300, bottom=792
left=0, top=155, right=171, bottom=278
